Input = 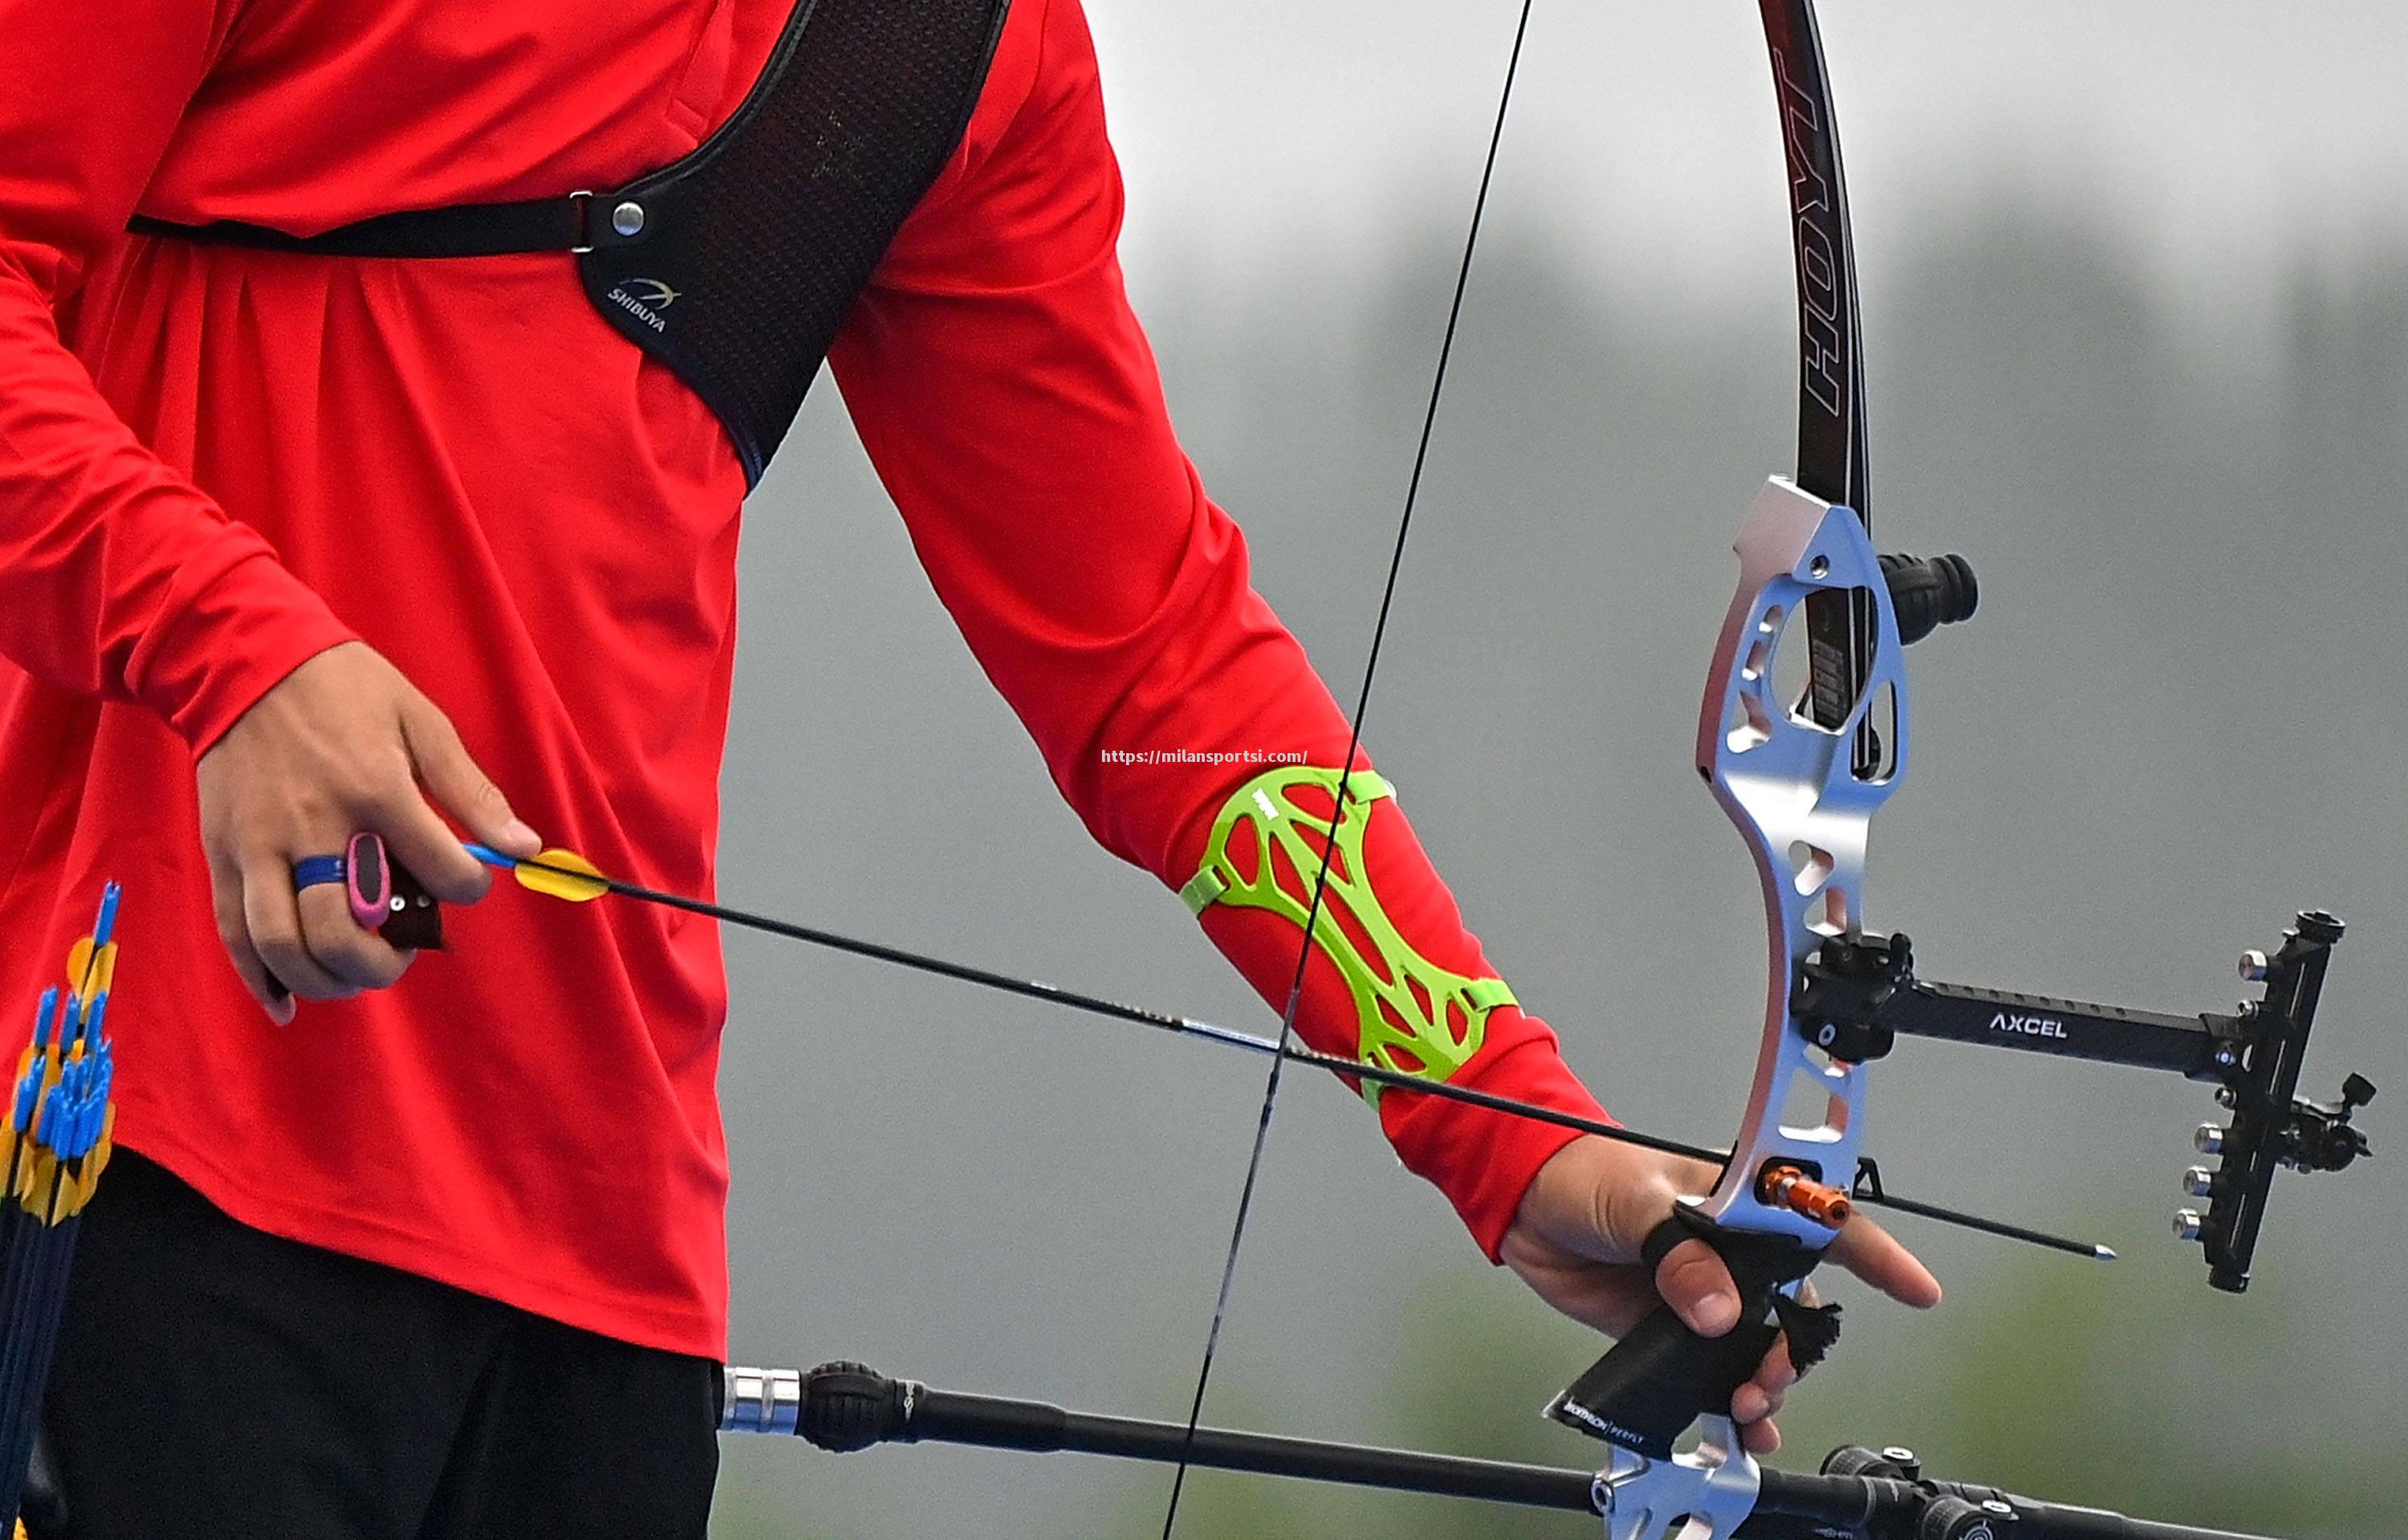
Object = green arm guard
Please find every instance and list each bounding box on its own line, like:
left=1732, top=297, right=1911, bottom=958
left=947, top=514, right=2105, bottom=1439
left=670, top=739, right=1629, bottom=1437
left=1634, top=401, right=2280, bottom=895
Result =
left=1180, top=766, right=1515, bottom=1106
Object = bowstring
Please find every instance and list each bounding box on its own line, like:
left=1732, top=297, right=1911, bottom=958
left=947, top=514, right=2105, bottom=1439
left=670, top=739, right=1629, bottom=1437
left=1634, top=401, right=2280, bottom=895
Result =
left=1156, top=7, right=1538, bottom=1533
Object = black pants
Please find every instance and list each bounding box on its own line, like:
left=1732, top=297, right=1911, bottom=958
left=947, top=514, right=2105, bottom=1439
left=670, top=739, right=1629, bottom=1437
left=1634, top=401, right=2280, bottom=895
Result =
left=43, top=1151, right=720, bottom=1539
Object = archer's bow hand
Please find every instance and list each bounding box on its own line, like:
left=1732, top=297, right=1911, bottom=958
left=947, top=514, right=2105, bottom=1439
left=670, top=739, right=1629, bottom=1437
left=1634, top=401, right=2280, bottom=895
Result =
left=1498, top=1133, right=1942, bottom=1456
left=195, top=641, right=541, bottom=1021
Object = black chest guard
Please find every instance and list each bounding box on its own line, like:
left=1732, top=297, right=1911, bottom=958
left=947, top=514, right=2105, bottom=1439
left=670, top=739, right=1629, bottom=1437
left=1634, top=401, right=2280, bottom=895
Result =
left=132, top=0, right=1012, bottom=487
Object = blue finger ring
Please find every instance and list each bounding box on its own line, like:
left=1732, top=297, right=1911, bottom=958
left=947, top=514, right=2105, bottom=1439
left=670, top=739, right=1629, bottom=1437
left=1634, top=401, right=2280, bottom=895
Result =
left=292, top=854, right=347, bottom=891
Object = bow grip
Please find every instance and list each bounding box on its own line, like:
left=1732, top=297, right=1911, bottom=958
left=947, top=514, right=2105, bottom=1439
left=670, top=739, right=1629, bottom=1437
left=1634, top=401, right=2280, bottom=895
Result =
left=1544, top=1210, right=1832, bottom=1461
left=1546, top=1300, right=1776, bottom=1460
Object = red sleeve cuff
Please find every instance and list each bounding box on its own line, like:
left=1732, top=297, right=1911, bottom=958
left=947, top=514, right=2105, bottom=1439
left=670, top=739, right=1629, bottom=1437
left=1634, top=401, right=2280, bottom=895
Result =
left=1381, top=1020, right=1613, bottom=1261
left=131, top=544, right=358, bottom=755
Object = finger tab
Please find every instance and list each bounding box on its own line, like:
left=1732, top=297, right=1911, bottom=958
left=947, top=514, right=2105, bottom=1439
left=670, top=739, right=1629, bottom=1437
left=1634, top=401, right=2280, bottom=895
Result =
left=346, top=833, right=392, bottom=928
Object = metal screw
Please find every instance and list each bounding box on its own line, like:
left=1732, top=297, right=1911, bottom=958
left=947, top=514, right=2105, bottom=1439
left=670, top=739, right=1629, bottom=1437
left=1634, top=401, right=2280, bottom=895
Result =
left=2174, top=1208, right=2203, bottom=1241
left=2194, top=1123, right=2227, bottom=1155
left=2182, top=1167, right=2216, bottom=1197
left=612, top=200, right=646, bottom=237
left=2238, top=949, right=2269, bottom=983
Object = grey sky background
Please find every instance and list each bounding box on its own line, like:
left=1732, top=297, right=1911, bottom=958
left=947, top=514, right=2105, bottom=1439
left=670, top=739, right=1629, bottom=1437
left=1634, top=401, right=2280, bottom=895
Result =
left=1096, top=1, right=2408, bottom=311
left=709, top=7, right=2406, bottom=1537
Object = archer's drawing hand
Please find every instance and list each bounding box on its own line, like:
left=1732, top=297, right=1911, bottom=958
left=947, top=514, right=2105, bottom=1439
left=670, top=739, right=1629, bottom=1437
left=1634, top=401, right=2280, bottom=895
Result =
left=1498, top=1135, right=1943, bottom=1456
left=195, top=641, right=541, bottom=1021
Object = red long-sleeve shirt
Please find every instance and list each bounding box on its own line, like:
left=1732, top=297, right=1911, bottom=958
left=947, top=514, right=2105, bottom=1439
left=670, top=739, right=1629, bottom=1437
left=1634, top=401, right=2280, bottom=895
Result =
left=0, top=0, right=1609, bottom=1356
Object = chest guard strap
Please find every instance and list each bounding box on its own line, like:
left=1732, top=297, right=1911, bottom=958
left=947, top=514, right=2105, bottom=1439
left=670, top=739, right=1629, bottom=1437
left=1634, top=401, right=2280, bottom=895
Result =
left=129, top=0, right=1012, bottom=487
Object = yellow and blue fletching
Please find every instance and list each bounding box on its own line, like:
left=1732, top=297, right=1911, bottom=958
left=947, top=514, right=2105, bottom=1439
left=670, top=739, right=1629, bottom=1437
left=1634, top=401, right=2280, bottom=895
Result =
left=10, top=992, right=60, bottom=1139
left=517, top=849, right=609, bottom=902
left=0, top=882, right=120, bottom=1530
left=466, top=843, right=611, bottom=903
left=63, top=883, right=121, bottom=996
left=64, top=939, right=115, bottom=1002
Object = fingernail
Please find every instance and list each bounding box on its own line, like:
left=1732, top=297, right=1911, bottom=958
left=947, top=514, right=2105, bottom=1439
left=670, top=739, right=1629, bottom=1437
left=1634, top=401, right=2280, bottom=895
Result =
left=502, top=818, right=540, bottom=854
left=1698, top=1294, right=1741, bottom=1334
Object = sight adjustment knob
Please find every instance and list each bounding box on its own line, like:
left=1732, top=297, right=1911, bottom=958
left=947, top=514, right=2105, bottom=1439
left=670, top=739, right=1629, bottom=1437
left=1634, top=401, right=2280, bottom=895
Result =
left=1917, top=1493, right=2015, bottom=1539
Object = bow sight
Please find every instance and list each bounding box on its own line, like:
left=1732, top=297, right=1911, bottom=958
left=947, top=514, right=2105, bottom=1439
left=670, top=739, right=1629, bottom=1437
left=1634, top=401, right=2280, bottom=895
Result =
left=1800, top=911, right=2373, bottom=1294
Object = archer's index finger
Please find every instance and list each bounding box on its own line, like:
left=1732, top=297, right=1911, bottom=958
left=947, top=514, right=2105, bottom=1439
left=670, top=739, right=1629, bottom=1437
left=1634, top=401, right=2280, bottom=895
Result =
left=1828, top=1216, right=1944, bottom=1310
left=374, top=790, right=494, bottom=907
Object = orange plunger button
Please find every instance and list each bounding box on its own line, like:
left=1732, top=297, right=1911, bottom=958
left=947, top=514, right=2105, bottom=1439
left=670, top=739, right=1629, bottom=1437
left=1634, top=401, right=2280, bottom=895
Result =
left=1760, top=1164, right=1853, bottom=1229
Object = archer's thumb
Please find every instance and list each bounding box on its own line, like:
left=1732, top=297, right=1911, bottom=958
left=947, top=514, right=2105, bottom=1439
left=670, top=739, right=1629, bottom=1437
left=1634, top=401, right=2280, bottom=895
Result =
left=401, top=695, right=540, bottom=858
left=1655, top=1239, right=1744, bottom=1338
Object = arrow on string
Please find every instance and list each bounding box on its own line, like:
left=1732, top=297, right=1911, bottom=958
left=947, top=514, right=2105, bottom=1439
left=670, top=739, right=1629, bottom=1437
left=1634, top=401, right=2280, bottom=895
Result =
left=461, top=845, right=1703, bottom=1154
left=458, top=842, right=2110, bottom=1261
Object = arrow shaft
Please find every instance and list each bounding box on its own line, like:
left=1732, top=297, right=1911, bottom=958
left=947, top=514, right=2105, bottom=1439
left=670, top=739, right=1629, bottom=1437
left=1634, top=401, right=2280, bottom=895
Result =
left=566, top=861, right=1725, bottom=1165
left=494, top=855, right=2103, bottom=1256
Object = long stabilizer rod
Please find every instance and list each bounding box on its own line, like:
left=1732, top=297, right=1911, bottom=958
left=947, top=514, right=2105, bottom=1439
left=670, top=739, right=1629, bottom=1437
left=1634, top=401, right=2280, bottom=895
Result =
left=718, top=1363, right=2288, bottom=1539
left=730, top=1360, right=1597, bottom=1512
